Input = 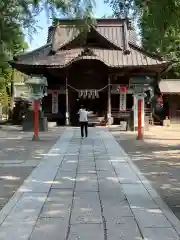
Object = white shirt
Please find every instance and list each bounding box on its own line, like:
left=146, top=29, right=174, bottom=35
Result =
left=78, top=109, right=90, bottom=122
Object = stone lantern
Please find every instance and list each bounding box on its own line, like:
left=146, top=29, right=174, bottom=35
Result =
left=24, top=76, right=48, bottom=140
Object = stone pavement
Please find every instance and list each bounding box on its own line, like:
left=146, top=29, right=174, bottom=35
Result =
left=112, top=127, right=180, bottom=221
left=0, top=125, right=64, bottom=165
left=0, top=126, right=64, bottom=211
left=0, top=128, right=180, bottom=239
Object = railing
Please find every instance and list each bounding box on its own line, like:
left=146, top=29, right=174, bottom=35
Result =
left=111, top=108, right=131, bottom=118
left=111, top=108, right=154, bottom=125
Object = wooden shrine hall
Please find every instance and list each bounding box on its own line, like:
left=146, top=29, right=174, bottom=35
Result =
left=11, top=18, right=170, bottom=126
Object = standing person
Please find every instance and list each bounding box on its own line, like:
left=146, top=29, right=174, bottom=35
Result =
left=78, top=105, right=91, bottom=138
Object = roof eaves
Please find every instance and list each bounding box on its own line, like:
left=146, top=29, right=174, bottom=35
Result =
left=14, top=43, right=52, bottom=61
left=160, top=61, right=173, bottom=74
left=129, top=42, right=165, bottom=62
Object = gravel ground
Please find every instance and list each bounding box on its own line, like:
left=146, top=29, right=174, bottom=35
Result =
left=0, top=125, right=64, bottom=210
left=111, top=126, right=180, bottom=220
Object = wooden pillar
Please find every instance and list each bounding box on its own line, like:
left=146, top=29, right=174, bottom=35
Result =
left=137, top=98, right=143, bottom=140
left=65, top=77, right=69, bottom=125
left=133, top=93, right=145, bottom=133
left=32, top=99, right=40, bottom=141
left=107, top=76, right=112, bottom=125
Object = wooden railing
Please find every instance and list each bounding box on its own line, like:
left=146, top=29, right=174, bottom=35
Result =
left=111, top=108, right=131, bottom=118
left=111, top=108, right=154, bottom=125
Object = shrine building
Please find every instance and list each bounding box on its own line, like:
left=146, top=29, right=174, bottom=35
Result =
left=11, top=18, right=171, bottom=126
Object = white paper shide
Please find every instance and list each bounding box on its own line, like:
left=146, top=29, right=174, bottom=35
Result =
left=52, top=91, right=58, bottom=114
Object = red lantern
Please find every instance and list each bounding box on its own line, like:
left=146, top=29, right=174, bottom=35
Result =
left=52, top=89, right=57, bottom=94
left=118, top=85, right=128, bottom=93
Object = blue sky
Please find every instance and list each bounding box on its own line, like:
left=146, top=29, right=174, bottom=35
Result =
left=27, top=0, right=113, bottom=50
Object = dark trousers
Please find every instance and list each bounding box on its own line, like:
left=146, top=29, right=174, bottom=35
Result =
left=80, top=122, right=88, bottom=137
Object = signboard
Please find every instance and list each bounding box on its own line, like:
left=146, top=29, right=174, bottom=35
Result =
left=52, top=90, right=58, bottom=114
left=119, top=92, right=126, bottom=111
left=119, top=86, right=127, bottom=112
left=119, top=85, right=128, bottom=93
left=129, top=76, right=152, bottom=86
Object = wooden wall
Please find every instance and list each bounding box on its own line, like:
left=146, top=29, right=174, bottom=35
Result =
left=165, top=95, right=180, bottom=123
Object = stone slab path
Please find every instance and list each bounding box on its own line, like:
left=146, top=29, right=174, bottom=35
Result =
left=111, top=128, right=180, bottom=221
left=0, top=126, right=64, bottom=211
left=0, top=127, right=180, bottom=239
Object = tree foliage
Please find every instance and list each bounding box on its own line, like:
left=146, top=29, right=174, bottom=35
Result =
left=0, top=0, right=95, bottom=66
left=105, top=0, right=180, bottom=76
left=0, top=0, right=95, bottom=106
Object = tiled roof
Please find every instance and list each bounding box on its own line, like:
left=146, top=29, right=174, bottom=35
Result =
left=12, top=18, right=169, bottom=71
left=95, top=25, right=124, bottom=49
left=52, top=26, right=79, bottom=51
left=13, top=44, right=52, bottom=64
left=50, top=21, right=136, bottom=51
left=13, top=47, right=167, bottom=68
left=159, top=79, right=180, bottom=93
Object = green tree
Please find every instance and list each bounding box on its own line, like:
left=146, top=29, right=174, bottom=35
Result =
left=0, top=0, right=95, bottom=69
left=0, top=0, right=30, bottom=106
left=0, top=0, right=96, bottom=109
left=105, top=0, right=180, bottom=76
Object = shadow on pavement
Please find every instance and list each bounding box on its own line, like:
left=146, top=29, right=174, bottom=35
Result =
left=112, top=130, right=180, bottom=220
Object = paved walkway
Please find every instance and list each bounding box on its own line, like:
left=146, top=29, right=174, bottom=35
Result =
left=111, top=128, right=180, bottom=223
left=0, top=126, right=64, bottom=211
left=0, top=128, right=180, bottom=239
